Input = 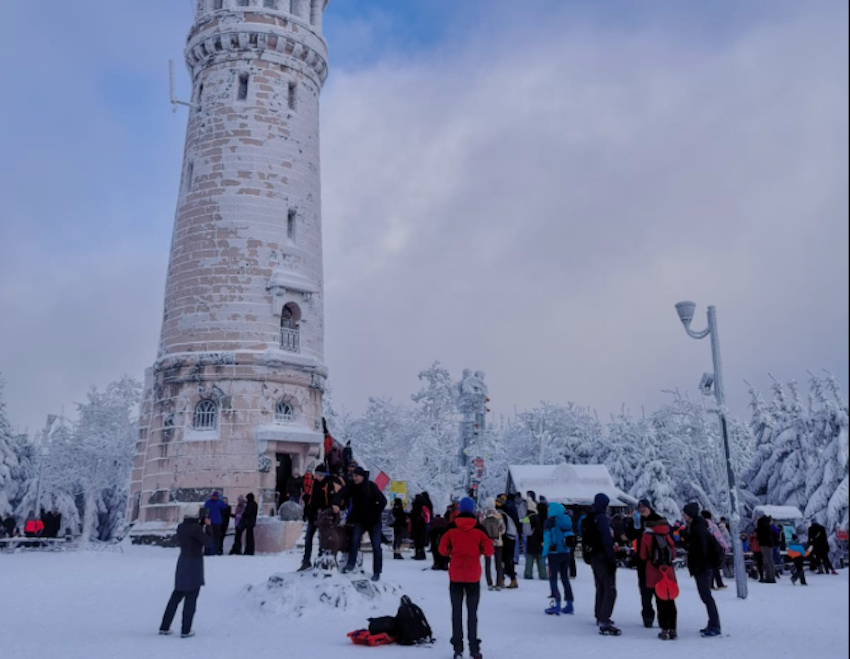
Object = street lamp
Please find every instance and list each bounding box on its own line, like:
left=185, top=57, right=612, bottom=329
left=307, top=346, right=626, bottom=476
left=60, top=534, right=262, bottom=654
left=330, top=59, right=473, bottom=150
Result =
left=675, top=301, right=748, bottom=600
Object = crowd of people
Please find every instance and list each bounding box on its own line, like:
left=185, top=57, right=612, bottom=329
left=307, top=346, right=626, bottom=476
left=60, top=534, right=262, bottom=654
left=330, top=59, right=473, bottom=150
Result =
left=157, top=443, right=844, bottom=648
left=0, top=508, right=63, bottom=540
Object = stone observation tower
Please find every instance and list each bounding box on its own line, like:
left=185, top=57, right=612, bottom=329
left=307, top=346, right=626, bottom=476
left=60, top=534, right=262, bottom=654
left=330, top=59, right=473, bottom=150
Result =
left=130, top=0, right=331, bottom=543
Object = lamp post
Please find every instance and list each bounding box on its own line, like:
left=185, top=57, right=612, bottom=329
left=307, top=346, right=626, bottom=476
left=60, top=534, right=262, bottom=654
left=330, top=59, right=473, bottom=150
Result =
left=674, top=301, right=748, bottom=600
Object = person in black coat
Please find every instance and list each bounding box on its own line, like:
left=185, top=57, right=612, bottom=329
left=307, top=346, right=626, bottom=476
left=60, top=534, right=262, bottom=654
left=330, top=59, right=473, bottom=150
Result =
left=756, top=515, right=777, bottom=583
left=159, top=513, right=214, bottom=638
left=626, top=499, right=663, bottom=628
left=588, top=493, right=619, bottom=634
left=391, top=499, right=409, bottom=560
left=299, top=466, right=342, bottom=570
left=242, top=493, right=259, bottom=556
left=683, top=503, right=721, bottom=636
left=808, top=521, right=838, bottom=574
left=335, top=467, right=388, bottom=581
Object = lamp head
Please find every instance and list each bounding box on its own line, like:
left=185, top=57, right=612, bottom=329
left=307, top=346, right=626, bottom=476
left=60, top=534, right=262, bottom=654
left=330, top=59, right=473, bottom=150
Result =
left=675, top=301, right=697, bottom=326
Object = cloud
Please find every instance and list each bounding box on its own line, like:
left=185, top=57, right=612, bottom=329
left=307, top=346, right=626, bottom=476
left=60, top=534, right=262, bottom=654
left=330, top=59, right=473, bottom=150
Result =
left=0, top=1, right=847, bottom=433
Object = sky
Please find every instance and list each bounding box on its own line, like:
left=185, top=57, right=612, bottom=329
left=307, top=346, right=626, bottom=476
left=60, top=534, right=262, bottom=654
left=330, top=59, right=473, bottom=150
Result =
left=0, top=0, right=847, bottom=434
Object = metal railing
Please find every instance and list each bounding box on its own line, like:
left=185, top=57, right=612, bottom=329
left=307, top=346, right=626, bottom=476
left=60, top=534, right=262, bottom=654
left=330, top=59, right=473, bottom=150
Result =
left=280, top=328, right=300, bottom=353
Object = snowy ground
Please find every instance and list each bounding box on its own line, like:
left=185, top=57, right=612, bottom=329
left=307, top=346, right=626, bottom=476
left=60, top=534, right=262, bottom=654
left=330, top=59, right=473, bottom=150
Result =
left=1, top=544, right=847, bottom=659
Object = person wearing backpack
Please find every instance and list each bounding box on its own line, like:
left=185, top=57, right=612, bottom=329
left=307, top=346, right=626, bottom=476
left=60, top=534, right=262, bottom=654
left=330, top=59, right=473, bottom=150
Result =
left=626, top=499, right=663, bottom=628
left=496, top=496, right=519, bottom=589
left=586, top=493, right=620, bottom=635
left=702, top=511, right=729, bottom=590
left=639, top=517, right=678, bottom=641
left=481, top=502, right=506, bottom=590
left=683, top=503, right=721, bottom=638
left=542, top=503, right=576, bottom=615
left=523, top=501, right=547, bottom=580
left=439, top=497, right=494, bottom=659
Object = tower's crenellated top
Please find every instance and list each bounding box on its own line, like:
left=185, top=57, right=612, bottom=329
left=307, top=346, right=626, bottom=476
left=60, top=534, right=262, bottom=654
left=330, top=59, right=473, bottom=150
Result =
left=189, top=0, right=331, bottom=85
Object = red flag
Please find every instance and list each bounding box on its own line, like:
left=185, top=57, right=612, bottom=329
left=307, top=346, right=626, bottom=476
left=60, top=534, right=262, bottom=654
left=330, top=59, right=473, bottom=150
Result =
left=374, top=471, right=391, bottom=492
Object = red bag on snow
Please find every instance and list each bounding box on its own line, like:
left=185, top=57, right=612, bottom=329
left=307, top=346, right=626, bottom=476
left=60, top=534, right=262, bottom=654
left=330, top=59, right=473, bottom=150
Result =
left=347, top=630, right=396, bottom=647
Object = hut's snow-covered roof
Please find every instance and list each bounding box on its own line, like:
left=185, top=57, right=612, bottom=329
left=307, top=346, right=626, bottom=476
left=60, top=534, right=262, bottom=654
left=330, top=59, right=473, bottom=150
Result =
left=508, top=464, right=636, bottom=507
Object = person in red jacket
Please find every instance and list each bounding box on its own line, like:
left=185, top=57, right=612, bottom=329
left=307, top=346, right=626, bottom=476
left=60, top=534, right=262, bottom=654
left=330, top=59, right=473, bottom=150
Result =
left=638, top=517, right=678, bottom=641
left=439, top=497, right=494, bottom=659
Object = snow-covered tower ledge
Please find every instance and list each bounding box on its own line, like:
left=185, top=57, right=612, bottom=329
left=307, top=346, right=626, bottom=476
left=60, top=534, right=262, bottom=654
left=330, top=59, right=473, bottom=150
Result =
left=129, top=0, right=332, bottom=544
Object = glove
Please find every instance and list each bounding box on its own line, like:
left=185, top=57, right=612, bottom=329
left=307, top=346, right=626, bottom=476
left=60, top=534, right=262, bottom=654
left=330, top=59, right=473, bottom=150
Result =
left=633, top=511, right=641, bottom=529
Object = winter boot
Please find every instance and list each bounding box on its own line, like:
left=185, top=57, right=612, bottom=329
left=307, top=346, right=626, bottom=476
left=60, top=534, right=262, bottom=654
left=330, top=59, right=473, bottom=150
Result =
left=562, top=601, right=574, bottom=615
left=393, top=553, right=403, bottom=560
left=453, top=653, right=463, bottom=659
left=545, top=599, right=561, bottom=616
left=297, top=561, right=312, bottom=572
left=831, top=569, right=839, bottom=575
left=658, top=630, right=671, bottom=641
left=506, top=578, right=519, bottom=589
left=158, top=630, right=173, bottom=636
left=668, top=630, right=678, bottom=640
left=471, top=650, right=484, bottom=659
left=701, top=628, right=722, bottom=638
left=599, top=624, right=622, bottom=636
left=181, top=632, right=196, bottom=639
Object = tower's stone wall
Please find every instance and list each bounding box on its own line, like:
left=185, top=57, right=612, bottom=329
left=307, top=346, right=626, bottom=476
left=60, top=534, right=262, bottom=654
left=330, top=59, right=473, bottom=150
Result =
left=130, top=0, right=331, bottom=537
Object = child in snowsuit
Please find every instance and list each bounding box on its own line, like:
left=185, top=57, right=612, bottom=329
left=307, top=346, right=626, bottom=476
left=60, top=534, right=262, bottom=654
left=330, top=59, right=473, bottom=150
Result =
left=788, top=535, right=811, bottom=585
left=439, top=497, right=494, bottom=659
left=542, top=503, right=575, bottom=615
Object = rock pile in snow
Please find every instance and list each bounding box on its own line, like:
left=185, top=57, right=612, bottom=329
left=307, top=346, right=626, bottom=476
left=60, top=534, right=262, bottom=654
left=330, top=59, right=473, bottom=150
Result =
left=243, top=568, right=404, bottom=618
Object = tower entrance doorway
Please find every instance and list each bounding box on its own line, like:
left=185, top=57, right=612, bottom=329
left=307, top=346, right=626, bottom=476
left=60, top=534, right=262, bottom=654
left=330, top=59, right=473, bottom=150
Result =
left=275, top=453, right=293, bottom=510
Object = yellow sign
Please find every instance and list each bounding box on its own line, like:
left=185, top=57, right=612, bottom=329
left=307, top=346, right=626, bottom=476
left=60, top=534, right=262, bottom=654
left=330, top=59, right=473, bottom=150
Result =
left=389, top=481, right=408, bottom=506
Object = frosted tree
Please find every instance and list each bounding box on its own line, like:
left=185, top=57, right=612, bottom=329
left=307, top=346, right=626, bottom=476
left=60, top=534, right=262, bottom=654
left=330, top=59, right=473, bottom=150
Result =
left=38, top=377, right=141, bottom=542
left=0, top=371, right=21, bottom=518
left=630, top=449, right=681, bottom=521
left=767, top=380, right=810, bottom=509
left=599, top=409, right=646, bottom=494
left=805, top=374, right=849, bottom=534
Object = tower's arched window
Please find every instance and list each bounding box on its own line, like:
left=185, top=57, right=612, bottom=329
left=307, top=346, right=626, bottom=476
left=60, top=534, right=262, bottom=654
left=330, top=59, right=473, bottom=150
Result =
left=275, top=400, right=295, bottom=423
left=238, top=0, right=249, bottom=6
left=280, top=303, right=301, bottom=352
left=214, top=0, right=224, bottom=10
left=264, top=0, right=279, bottom=9
left=237, top=73, right=250, bottom=101
left=193, top=400, right=218, bottom=431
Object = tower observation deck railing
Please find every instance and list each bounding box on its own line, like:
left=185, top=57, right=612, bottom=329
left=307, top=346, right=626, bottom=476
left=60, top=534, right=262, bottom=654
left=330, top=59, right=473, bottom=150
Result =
left=280, top=328, right=301, bottom=353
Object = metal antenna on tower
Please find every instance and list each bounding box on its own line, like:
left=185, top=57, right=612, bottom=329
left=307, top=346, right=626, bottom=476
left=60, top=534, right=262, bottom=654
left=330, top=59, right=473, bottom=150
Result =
left=169, top=60, right=199, bottom=113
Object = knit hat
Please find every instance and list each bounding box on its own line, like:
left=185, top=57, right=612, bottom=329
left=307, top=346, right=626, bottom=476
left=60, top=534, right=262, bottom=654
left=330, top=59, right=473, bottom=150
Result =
left=484, top=498, right=497, bottom=511
left=314, top=464, right=328, bottom=475
left=683, top=502, right=701, bottom=520
left=638, top=498, right=652, bottom=510
left=353, top=467, right=368, bottom=479
left=459, top=497, right=476, bottom=515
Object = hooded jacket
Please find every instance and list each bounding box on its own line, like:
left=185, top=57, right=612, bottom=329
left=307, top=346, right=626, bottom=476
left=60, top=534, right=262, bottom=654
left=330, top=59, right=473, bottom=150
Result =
left=638, top=518, right=677, bottom=589
left=439, top=513, right=494, bottom=583
left=591, top=493, right=616, bottom=563
left=204, top=494, right=228, bottom=525
left=685, top=515, right=715, bottom=575
left=542, top=503, right=575, bottom=558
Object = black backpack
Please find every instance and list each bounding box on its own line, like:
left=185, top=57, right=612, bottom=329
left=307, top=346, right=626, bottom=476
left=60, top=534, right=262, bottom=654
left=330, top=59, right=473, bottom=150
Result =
left=650, top=532, right=673, bottom=567
left=581, top=515, right=601, bottom=565
left=706, top=532, right=724, bottom=569
left=394, top=596, right=434, bottom=646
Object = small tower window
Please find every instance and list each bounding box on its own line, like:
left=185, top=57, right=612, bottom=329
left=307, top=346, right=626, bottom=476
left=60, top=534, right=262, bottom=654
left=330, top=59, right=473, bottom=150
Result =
left=197, top=84, right=204, bottom=112
left=238, top=73, right=250, bottom=101
left=186, top=161, right=194, bottom=192
left=288, top=81, right=298, bottom=111
left=280, top=303, right=301, bottom=353
left=238, top=0, right=249, bottom=6
left=193, top=400, right=218, bottom=431
left=275, top=401, right=295, bottom=423
left=214, top=0, right=224, bottom=9
left=287, top=209, right=297, bottom=242
left=265, top=0, right=279, bottom=9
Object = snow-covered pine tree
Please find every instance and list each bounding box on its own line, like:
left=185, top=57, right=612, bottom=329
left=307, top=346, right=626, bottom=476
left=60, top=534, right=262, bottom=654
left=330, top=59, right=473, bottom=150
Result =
left=599, top=409, right=646, bottom=495
left=630, top=444, right=681, bottom=521
left=741, top=382, right=781, bottom=502
left=766, top=380, right=809, bottom=509
left=0, top=371, right=21, bottom=518
left=805, top=374, right=849, bottom=535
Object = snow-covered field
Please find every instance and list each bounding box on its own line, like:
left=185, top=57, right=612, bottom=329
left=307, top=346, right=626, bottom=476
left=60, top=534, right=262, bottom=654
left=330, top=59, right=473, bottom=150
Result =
left=1, top=545, right=847, bottom=659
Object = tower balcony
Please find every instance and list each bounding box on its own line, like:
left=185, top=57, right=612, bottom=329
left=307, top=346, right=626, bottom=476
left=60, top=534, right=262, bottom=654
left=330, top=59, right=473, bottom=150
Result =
left=280, top=327, right=301, bottom=353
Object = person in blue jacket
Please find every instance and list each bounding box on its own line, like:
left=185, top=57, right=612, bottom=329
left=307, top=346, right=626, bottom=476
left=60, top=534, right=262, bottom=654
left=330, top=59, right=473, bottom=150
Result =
left=543, top=503, right=575, bottom=616
left=203, top=492, right=229, bottom=556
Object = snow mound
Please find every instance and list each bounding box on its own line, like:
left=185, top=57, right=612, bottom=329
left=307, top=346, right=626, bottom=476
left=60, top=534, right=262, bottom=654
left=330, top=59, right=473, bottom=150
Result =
left=242, top=569, right=405, bottom=618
